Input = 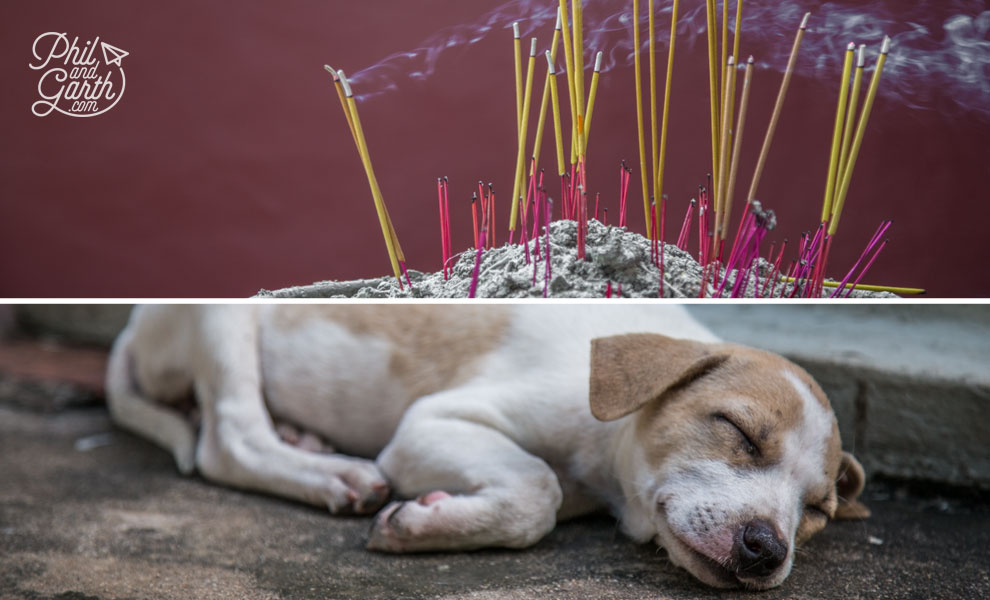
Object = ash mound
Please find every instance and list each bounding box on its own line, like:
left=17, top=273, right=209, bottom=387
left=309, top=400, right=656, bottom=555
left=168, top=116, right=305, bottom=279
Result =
left=257, top=220, right=896, bottom=299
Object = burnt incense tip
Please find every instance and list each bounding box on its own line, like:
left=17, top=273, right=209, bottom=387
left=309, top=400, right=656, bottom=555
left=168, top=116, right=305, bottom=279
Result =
left=727, top=55, right=735, bottom=66
left=847, top=41, right=856, bottom=51
left=881, top=35, right=892, bottom=54
left=800, top=12, right=811, bottom=29
left=857, top=44, right=867, bottom=67
left=444, top=175, right=449, bottom=182
left=594, top=51, right=603, bottom=72
left=338, top=71, right=354, bottom=97
left=555, top=7, right=562, bottom=30
left=747, top=55, right=755, bottom=65
left=324, top=65, right=338, bottom=78
left=530, top=37, right=538, bottom=57
left=513, top=22, right=520, bottom=39
left=545, top=50, right=555, bottom=72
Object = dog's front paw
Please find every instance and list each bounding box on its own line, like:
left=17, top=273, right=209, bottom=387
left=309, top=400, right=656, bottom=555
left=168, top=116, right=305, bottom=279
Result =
left=323, top=459, right=390, bottom=515
left=366, top=491, right=452, bottom=552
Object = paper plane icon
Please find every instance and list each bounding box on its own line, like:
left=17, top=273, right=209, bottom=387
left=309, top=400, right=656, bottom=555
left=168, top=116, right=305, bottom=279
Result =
left=101, top=42, right=128, bottom=66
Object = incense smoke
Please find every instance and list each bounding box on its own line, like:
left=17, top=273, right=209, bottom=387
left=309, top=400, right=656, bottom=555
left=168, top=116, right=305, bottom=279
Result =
left=346, top=0, right=990, bottom=121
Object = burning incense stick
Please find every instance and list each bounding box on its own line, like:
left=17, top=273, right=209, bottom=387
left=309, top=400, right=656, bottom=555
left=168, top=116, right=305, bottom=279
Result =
left=514, top=22, right=523, bottom=137
left=837, top=44, right=866, bottom=191
left=830, top=36, right=891, bottom=236
left=720, top=56, right=754, bottom=240
left=582, top=52, right=603, bottom=154
left=747, top=12, right=808, bottom=202
left=334, top=71, right=402, bottom=283
left=822, top=42, right=857, bottom=224
left=633, top=0, right=652, bottom=237
left=509, top=38, right=539, bottom=235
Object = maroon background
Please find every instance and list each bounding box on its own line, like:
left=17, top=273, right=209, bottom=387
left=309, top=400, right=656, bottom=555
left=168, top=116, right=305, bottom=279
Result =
left=1, top=1, right=987, bottom=297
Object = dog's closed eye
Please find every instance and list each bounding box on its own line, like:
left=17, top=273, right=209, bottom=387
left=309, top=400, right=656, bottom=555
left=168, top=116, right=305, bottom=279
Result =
left=713, top=413, right=760, bottom=457
left=804, top=504, right=830, bottom=521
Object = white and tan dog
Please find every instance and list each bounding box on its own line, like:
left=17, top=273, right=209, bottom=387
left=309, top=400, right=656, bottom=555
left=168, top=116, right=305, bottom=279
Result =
left=106, top=305, right=868, bottom=589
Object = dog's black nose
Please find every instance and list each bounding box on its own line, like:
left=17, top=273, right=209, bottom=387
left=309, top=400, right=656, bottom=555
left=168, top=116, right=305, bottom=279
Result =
left=735, top=520, right=788, bottom=577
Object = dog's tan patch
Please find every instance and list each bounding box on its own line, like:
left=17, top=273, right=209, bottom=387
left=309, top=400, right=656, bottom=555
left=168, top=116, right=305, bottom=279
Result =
left=270, top=306, right=512, bottom=399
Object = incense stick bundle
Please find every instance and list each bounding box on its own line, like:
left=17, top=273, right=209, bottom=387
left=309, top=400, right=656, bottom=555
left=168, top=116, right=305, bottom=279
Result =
left=747, top=12, right=809, bottom=202
left=329, top=69, right=403, bottom=283
left=821, top=42, right=857, bottom=224
left=509, top=38, right=539, bottom=234
left=720, top=56, right=754, bottom=240
left=830, top=36, right=891, bottom=236
left=837, top=45, right=866, bottom=190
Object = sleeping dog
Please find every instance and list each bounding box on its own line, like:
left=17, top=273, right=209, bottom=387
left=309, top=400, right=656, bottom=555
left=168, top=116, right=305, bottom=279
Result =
left=106, top=305, right=868, bottom=589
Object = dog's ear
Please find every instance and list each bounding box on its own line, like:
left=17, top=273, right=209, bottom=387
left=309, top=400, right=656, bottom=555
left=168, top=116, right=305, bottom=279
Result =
left=834, top=451, right=870, bottom=520
left=589, top=333, right=728, bottom=422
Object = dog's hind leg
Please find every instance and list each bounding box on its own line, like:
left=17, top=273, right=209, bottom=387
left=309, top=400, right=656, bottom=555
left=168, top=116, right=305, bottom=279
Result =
left=368, top=389, right=563, bottom=552
left=191, top=306, right=389, bottom=514
left=106, top=316, right=198, bottom=475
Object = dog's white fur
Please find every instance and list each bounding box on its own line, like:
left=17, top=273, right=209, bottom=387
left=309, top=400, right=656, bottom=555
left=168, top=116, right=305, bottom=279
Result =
left=106, top=305, right=866, bottom=589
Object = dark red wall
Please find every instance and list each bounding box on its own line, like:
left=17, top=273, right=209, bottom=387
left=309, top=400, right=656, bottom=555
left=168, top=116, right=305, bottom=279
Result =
left=2, top=1, right=987, bottom=297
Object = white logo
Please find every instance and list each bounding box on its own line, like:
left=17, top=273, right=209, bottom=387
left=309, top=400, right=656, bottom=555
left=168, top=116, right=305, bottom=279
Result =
left=29, top=33, right=128, bottom=117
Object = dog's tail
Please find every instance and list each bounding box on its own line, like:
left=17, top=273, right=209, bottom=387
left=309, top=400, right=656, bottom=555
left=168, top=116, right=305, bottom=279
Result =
left=105, top=309, right=198, bottom=475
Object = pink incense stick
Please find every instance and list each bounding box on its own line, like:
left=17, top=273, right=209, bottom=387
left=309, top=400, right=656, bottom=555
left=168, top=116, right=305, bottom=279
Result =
left=676, top=198, right=695, bottom=250
left=830, top=220, right=892, bottom=297
left=437, top=178, right=448, bottom=279
left=468, top=227, right=487, bottom=298
left=544, top=193, right=552, bottom=297
left=844, top=239, right=889, bottom=298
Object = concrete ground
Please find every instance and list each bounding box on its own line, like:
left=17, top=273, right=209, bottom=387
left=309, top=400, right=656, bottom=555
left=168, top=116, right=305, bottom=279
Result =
left=1, top=340, right=989, bottom=600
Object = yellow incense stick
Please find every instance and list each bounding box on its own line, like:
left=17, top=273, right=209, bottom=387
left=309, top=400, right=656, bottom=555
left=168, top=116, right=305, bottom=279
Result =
left=722, top=0, right=744, bottom=162
left=654, top=0, right=679, bottom=213
left=830, top=36, right=891, bottom=236
left=720, top=56, right=754, bottom=239
left=821, top=42, right=856, bottom=223
left=715, top=54, right=735, bottom=240
left=649, top=0, right=659, bottom=204
left=634, top=0, right=652, bottom=236
left=781, top=276, right=924, bottom=296
left=573, top=0, right=586, bottom=122
left=720, top=0, right=729, bottom=118
left=325, top=66, right=357, bottom=142
left=837, top=44, right=865, bottom=190
left=548, top=51, right=566, bottom=176
left=514, top=23, right=523, bottom=136
left=530, top=14, right=563, bottom=178
left=337, top=72, right=402, bottom=282
left=509, top=38, right=538, bottom=232
left=582, top=51, right=603, bottom=155
left=747, top=12, right=809, bottom=202
left=705, top=0, right=721, bottom=209
left=558, top=0, right=578, bottom=165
